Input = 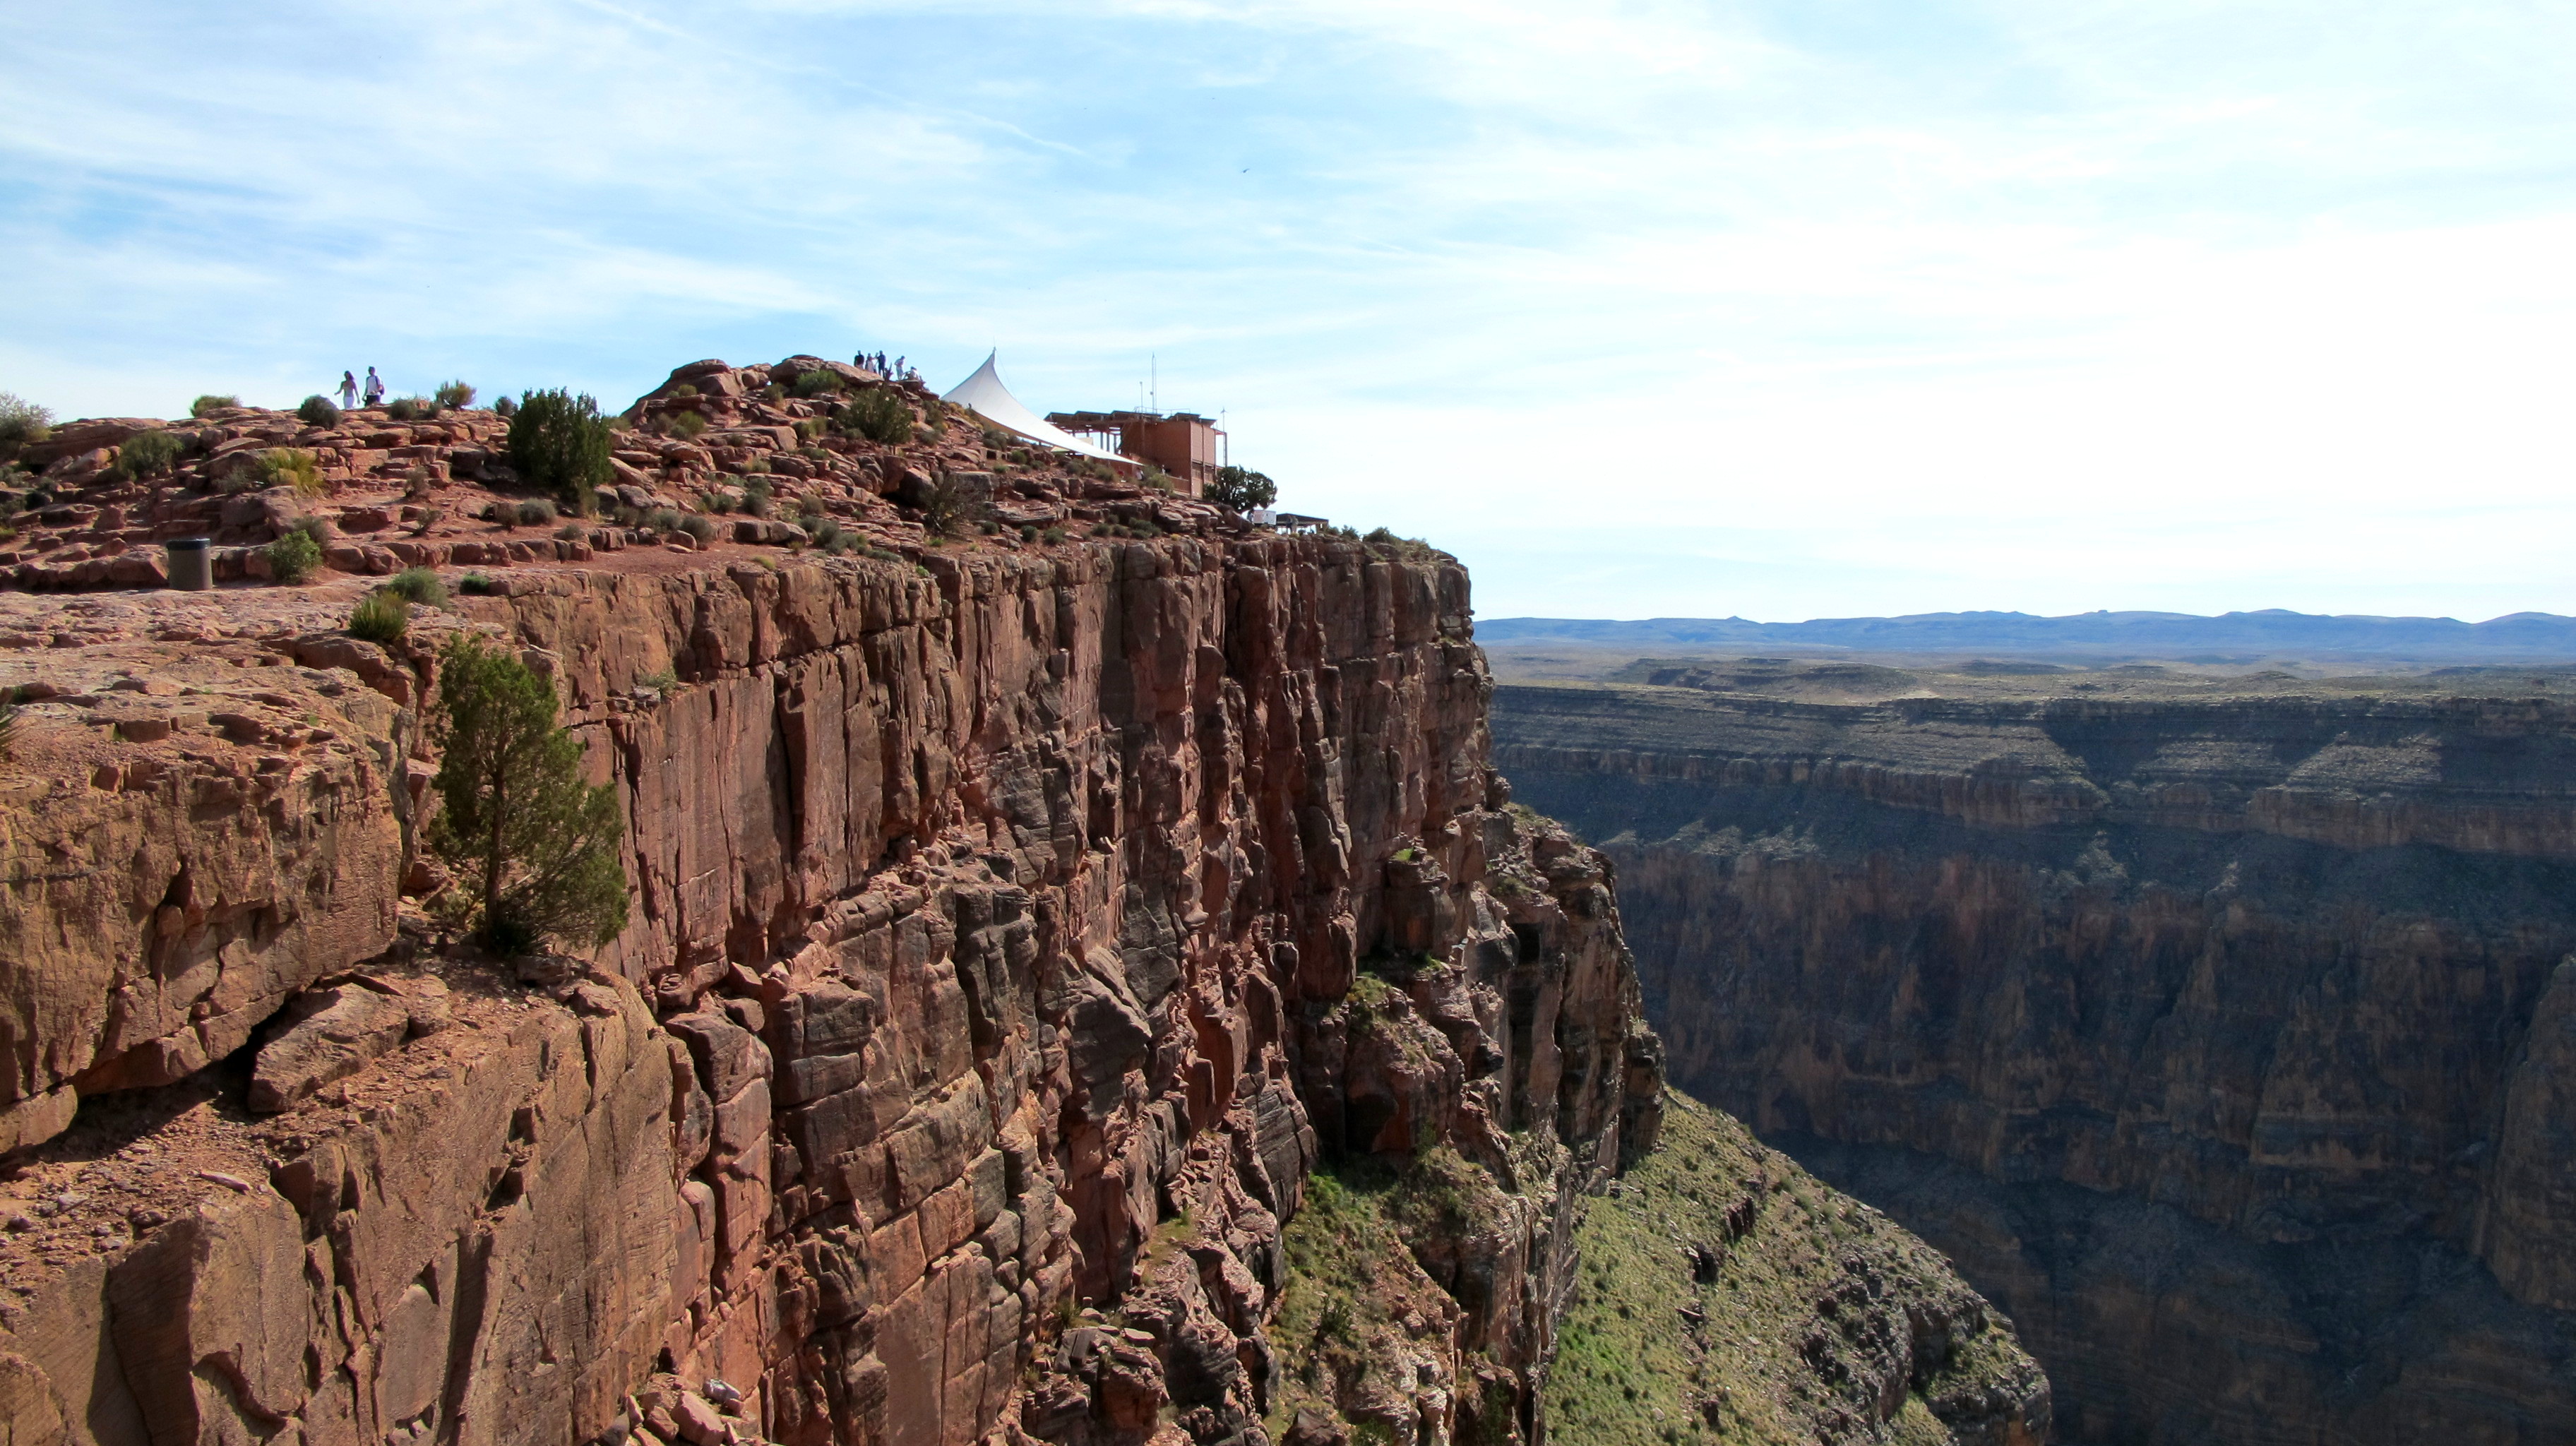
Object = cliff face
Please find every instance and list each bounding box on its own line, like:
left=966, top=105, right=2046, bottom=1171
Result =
left=0, top=533, right=1668, bottom=1446
left=1493, top=681, right=2576, bottom=1444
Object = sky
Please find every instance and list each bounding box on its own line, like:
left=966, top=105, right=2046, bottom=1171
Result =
left=5, top=1, right=2574, bottom=622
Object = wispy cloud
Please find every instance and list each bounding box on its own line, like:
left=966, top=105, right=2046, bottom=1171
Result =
left=4, top=0, right=2573, bottom=619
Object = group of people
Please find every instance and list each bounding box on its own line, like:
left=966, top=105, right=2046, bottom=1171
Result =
left=334, top=367, right=384, bottom=410
left=854, top=350, right=916, bottom=383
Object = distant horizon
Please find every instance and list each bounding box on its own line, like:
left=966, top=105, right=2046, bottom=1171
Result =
left=1479, top=605, right=2576, bottom=627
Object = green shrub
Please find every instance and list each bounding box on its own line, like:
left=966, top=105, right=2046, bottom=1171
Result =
left=677, top=514, right=715, bottom=544
left=386, top=396, right=442, bottom=422
left=0, top=393, right=52, bottom=448
left=807, top=518, right=842, bottom=547
left=554, top=521, right=584, bottom=541
left=458, top=572, right=495, bottom=595
left=797, top=492, right=827, bottom=518
left=794, top=418, right=823, bottom=443
left=384, top=566, right=447, bottom=606
left=434, top=380, right=477, bottom=409
left=668, top=410, right=709, bottom=441
left=192, top=394, right=242, bottom=419
left=0, top=692, right=16, bottom=761
left=110, top=430, right=182, bottom=481
left=741, top=482, right=771, bottom=520
left=508, top=388, right=614, bottom=513
left=1042, top=525, right=1067, bottom=544
left=493, top=395, right=518, bottom=418
left=297, top=395, right=342, bottom=426
left=348, top=591, right=410, bottom=642
left=700, top=489, right=733, bottom=515
left=645, top=507, right=679, bottom=533
left=426, top=634, right=630, bottom=955
left=244, top=447, right=327, bottom=497
left=789, top=369, right=843, bottom=399
left=265, top=529, right=323, bottom=584
left=1210, top=465, right=1277, bottom=512
left=843, top=390, right=914, bottom=446
left=515, top=498, right=557, bottom=527
left=639, top=665, right=679, bottom=692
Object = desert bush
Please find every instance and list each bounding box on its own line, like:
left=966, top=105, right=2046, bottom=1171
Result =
left=110, top=430, right=182, bottom=481
left=741, top=481, right=772, bottom=519
left=0, top=691, right=17, bottom=760
left=458, top=572, right=495, bottom=595
left=434, top=380, right=477, bottom=409
left=348, top=591, right=410, bottom=642
left=807, top=518, right=842, bottom=547
left=427, top=633, right=629, bottom=955
left=245, top=447, right=327, bottom=496
left=645, top=507, right=680, bottom=533
left=677, top=514, right=715, bottom=544
left=493, top=395, right=518, bottom=418
left=668, top=410, right=709, bottom=441
left=1042, top=525, right=1067, bottom=544
left=516, top=498, right=557, bottom=527
left=265, top=529, right=322, bottom=584
left=297, top=394, right=342, bottom=426
left=554, top=521, right=585, bottom=541
left=844, top=390, right=914, bottom=446
left=794, top=418, right=823, bottom=443
left=192, top=394, right=242, bottom=419
left=797, top=492, right=827, bottom=518
left=917, top=474, right=978, bottom=536
left=384, top=566, right=447, bottom=606
left=789, top=369, right=844, bottom=400
left=0, top=393, right=52, bottom=448
left=1210, top=465, right=1277, bottom=512
left=508, top=388, right=613, bottom=513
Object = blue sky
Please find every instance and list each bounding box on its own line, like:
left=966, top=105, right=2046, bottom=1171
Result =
left=6, top=1, right=2574, bottom=621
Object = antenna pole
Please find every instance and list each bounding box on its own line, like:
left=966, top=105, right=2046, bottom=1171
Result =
left=1150, top=354, right=1157, bottom=414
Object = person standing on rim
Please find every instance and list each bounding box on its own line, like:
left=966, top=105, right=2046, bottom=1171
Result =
left=337, top=371, right=358, bottom=410
left=363, top=367, right=383, bottom=407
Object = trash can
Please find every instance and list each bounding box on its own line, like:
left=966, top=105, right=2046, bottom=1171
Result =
left=166, top=536, right=212, bottom=591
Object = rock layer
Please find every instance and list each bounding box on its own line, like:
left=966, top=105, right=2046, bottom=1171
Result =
left=1493, top=680, right=2576, bottom=1443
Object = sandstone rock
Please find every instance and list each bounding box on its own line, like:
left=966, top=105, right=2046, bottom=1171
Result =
left=246, top=981, right=412, bottom=1112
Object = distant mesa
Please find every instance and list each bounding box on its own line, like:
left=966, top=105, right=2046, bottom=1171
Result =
left=1478, top=609, right=2576, bottom=659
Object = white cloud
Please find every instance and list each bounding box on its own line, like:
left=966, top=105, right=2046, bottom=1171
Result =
left=4, top=0, right=2574, bottom=619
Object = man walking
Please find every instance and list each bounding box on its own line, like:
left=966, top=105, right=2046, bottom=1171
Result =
left=363, top=367, right=383, bottom=407
left=338, top=371, right=359, bottom=410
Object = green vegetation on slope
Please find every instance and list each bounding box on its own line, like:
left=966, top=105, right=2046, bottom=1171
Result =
left=1544, top=1091, right=2046, bottom=1446
left=1266, top=1150, right=1516, bottom=1445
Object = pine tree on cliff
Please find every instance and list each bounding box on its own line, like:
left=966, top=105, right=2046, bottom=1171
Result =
left=506, top=388, right=614, bottom=515
left=427, top=634, right=629, bottom=955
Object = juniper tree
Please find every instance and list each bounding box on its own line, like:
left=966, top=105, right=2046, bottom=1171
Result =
left=506, top=388, right=614, bottom=514
left=427, top=634, right=629, bottom=955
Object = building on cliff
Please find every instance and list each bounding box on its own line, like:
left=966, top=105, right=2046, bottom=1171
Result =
left=1044, top=411, right=1222, bottom=497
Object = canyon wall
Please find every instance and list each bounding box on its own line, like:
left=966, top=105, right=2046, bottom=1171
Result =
left=1493, top=681, right=2576, bottom=1445
left=0, top=537, right=1671, bottom=1446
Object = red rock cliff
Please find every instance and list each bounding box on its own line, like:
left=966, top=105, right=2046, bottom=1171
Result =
left=0, top=534, right=1664, bottom=1446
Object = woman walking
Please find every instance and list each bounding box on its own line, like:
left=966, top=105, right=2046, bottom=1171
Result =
left=337, top=371, right=359, bottom=410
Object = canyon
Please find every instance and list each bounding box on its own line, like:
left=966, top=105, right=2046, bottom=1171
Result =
left=1492, top=661, right=2576, bottom=1445
left=0, top=369, right=2042, bottom=1446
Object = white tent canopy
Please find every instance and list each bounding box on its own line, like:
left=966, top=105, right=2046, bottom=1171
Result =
left=941, top=352, right=1137, bottom=470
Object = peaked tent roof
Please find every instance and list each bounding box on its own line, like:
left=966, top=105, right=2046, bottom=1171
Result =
left=941, top=352, right=1137, bottom=469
